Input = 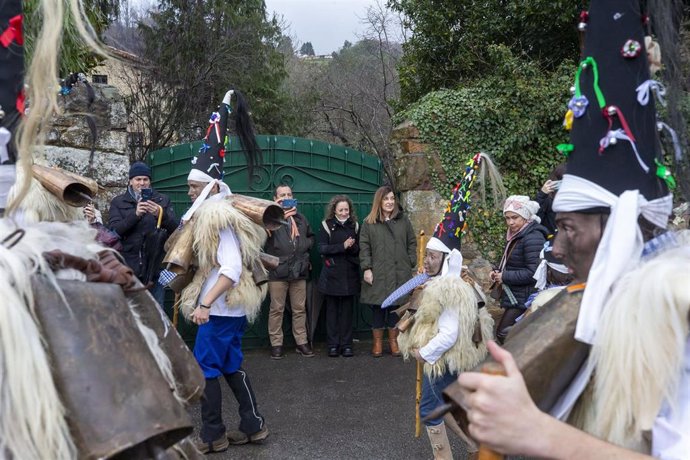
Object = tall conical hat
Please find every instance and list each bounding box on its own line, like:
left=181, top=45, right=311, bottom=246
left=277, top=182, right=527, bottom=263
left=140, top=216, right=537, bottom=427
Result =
left=553, top=0, right=674, bottom=345
left=428, top=152, right=495, bottom=253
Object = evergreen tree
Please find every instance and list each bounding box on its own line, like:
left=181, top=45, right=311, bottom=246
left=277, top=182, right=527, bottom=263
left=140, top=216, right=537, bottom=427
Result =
left=138, top=0, right=289, bottom=137
left=299, top=41, right=315, bottom=56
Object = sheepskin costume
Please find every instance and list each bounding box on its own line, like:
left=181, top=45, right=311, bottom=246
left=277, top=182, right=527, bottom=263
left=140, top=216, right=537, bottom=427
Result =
left=568, top=232, right=690, bottom=452
left=0, top=219, right=198, bottom=458
left=398, top=275, right=494, bottom=378
left=179, top=196, right=268, bottom=321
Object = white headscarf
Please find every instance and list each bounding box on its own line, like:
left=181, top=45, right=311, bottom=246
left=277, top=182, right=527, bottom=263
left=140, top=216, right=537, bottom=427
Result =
left=181, top=170, right=232, bottom=222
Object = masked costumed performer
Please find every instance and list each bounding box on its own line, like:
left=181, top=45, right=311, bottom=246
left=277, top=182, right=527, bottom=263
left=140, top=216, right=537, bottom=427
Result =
left=455, top=1, right=689, bottom=457
left=177, top=89, right=268, bottom=454
left=390, top=153, right=502, bottom=460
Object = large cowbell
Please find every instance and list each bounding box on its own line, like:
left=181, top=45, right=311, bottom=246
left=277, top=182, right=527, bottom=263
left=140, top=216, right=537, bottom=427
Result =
left=31, top=277, right=193, bottom=459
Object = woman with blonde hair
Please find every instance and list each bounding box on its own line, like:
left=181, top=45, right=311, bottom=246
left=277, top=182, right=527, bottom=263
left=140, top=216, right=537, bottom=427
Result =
left=359, top=185, right=416, bottom=357
left=317, top=194, right=360, bottom=357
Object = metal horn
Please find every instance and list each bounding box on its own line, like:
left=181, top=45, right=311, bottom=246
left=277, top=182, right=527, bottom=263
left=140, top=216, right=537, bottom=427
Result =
left=32, top=164, right=98, bottom=207
left=226, top=194, right=284, bottom=231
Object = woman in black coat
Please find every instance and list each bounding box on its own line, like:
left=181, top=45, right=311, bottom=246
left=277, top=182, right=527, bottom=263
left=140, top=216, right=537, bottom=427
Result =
left=490, top=195, right=548, bottom=343
left=317, top=194, right=360, bottom=357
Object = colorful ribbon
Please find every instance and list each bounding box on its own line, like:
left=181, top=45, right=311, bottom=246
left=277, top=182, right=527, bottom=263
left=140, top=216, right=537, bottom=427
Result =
left=655, top=159, right=676, bottom=190
left=574, top=57, right=606, bottom=109
left=602, top=105, right=635, bottom=144
left=563, top=109, right=574, bottom=130
left=598, top=129, right=649, bottom=173
left=636, top=80, right=667, bottom=107
left=656, top=121, right=683, bottom=162
left=0, top=15, right=23, bottom=48
left=556, top=143, right=574, bottom=157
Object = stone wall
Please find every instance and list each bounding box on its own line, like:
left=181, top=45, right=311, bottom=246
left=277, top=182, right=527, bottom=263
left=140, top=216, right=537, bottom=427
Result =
left=41, top=84, right=130, bottom=217
left=392, top=120, right=499, bottom=310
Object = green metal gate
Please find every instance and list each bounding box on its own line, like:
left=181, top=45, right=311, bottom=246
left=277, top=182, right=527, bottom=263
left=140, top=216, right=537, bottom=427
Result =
left=148, top=135, right=384, bottom=349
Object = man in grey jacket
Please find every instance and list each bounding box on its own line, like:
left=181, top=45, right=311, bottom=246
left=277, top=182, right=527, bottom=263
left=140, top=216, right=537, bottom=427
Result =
left=264, top=185, right=315, bottom=359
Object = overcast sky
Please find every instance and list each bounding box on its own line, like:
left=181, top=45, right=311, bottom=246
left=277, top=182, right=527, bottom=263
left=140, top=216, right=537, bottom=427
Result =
left=265, top=0, right=378, bottom=55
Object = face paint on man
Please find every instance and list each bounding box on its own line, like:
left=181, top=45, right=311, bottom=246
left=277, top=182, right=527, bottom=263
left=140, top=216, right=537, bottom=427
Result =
left=552, top=212, right=606, bottom=284
left=423, top=249, right=445, bottom=277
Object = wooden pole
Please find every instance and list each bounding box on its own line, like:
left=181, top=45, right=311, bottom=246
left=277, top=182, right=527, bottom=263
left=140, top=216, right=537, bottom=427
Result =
left=477, top=363, right=506, bottom=460
left=414, top=230, right=426, bottom=437
left=172, top=293, right=180, bottom=328
left=415, top=360, right=423, bottom=437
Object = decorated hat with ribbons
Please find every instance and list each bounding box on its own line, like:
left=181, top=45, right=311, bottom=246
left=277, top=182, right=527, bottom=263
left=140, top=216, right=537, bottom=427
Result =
left=188, top=90, right=233, bottom=184
left=187, top=88, right=262, bottom=185
left=428, top=152, right=503, bottom=254
left=556, top=0, right=674, bottom=205
left=553, top=0, right=675, bottom=345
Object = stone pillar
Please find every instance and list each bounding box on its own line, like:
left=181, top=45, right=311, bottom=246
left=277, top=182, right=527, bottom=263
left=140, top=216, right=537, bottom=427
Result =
left=43, top=84, right=130, bottom=218
left=391, top=120, right=500, bottom=313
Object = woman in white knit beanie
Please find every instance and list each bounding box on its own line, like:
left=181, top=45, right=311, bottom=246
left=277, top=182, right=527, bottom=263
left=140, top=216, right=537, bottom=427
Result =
left=490, top=195, right=548, bottom=343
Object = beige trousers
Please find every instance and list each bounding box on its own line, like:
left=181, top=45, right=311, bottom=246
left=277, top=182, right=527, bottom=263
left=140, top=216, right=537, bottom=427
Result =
left=268, top=280, right=308, bottom=346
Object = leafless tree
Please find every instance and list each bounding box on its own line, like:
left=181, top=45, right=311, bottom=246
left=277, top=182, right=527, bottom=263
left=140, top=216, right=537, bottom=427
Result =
left=290, top=0, right=404, bottom=187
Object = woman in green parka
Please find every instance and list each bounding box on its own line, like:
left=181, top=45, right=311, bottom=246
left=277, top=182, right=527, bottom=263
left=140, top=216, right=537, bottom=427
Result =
left=359, top=185, right=417, bottom=358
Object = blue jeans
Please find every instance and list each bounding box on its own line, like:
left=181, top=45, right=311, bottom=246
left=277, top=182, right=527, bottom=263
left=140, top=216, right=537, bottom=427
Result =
left=420, top=370, right=458, bottom=426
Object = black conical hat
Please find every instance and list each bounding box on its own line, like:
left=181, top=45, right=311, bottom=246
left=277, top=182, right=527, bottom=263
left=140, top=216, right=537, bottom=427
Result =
left=563, top=0, right=668, bottom=202
left=430, top=153, right=486, bottom=253
left=188, top=90, right=233, bottom=182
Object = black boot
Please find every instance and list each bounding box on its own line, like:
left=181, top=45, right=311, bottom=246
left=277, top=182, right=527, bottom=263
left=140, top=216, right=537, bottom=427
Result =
left=224, top=369, right=265, bottom=435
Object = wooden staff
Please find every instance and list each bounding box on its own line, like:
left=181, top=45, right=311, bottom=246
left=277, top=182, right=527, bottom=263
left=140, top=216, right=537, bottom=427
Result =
left=415, top=230, right=426, bottom=438
left=477, top=362, right=506, bottom=460
left=172, top=293, right=180, bottom=328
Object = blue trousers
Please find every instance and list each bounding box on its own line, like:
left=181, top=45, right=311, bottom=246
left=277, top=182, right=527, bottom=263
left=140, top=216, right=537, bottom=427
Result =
left=420, top=370, right=458, bottom=426
left=194, top=316, right=265, bottom=441
left=194, top=316, right=247, bottom=378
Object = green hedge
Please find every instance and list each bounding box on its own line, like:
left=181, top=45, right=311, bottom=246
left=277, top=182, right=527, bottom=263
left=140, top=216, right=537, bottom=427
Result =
left=396, top=46, right=574, bottom=258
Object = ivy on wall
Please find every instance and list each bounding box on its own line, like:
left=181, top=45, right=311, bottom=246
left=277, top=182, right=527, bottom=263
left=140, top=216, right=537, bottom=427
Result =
left=396, top=45, right=574, bottom=259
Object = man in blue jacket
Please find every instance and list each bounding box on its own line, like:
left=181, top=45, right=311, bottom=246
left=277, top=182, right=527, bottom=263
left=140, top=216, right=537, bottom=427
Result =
left=109, top=161, right=178, bottom=304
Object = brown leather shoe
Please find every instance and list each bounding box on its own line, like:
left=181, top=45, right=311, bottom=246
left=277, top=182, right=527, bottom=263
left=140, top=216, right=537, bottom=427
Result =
left=295, top=343, right=314, bottom=357
left=194, top=434, right=229, bottom=453
left=227, top=426, right=270, bottom=445
left=270, top=346, right=284, bottom=359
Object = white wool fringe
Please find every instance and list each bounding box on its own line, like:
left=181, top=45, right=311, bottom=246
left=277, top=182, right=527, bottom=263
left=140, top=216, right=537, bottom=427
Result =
left=180, top=198, right=268, bottom=322
left=128, top=300, right=188, bottom=405
left=588, top=237, right=690, bottom=448
left=398, top=276, right=494, bottom=378
left=0, top=225, right=80, bottom=459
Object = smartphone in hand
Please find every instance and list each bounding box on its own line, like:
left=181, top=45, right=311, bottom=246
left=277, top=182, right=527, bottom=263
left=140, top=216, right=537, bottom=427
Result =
left=140, top=188, right=153, bottom=201
left=281, top=198, right=297, bottom=208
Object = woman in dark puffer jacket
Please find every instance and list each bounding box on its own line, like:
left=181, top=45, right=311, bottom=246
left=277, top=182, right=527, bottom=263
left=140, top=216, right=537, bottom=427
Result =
left=490, top=195, right=548, bottom=343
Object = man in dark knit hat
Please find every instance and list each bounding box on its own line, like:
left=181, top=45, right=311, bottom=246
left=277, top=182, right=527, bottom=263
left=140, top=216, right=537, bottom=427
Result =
left=453, top=1, right=689, bottom=457
left=109, top=160, right=178, bottom=304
